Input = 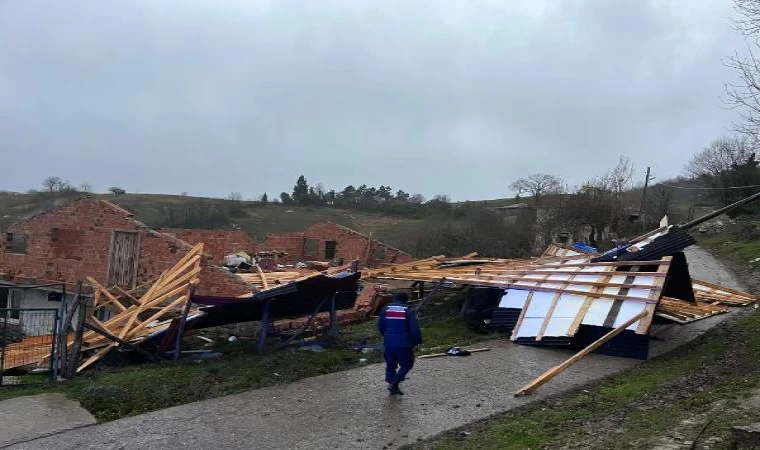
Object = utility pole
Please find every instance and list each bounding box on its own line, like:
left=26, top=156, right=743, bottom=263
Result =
left=637, top=167, right=653, bottom=230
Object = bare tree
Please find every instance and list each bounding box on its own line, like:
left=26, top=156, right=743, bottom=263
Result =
left=607, top=155, right=635, bottom=197
left=685, top=136, right=755, bottom=179
left=42, top=176, right=64, bottom=193
left=726, top=0, right=760, bottom=140
left=409, top=194, right=425, bottom=204
left=227, top=192, right=243, bottom=201
left=80, top=182, right=93, bottom=193
left=509, top=173, right=565, bottom=204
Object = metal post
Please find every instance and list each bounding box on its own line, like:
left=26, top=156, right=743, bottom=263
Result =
left=678, top=189, right=760, bottom=230
left=328, top=293, right=338, bottom=338
left=0, top=308, right=7, bottom=387
left=257, top=299, right=272, bottom=353
left=638, top=166, right=652, bottom=230
left=59, top=287, right=80, bottom=378
left=54, top=284, right=67, bottom=381
left=66, top=283, right=86, bottom=378
left=49, top=308, right=60, bottom=382
left=173, top=290, right=194, bottom=362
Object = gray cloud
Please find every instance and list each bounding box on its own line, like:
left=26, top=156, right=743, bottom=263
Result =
left=0, top=0, right=748, bottom=200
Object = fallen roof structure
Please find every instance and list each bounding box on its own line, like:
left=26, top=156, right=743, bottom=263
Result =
left=365, top=234, right=756, bottom=360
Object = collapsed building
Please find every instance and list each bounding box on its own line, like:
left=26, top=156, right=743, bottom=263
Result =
left=0, top=199, right=403, bottom=376
left=0, top=200, right=251, bottom=329
left=1, top=193, right=758, bottom=392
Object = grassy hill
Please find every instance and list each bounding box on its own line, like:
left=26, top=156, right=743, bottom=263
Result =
left=0, top=191, right=422, bottom=248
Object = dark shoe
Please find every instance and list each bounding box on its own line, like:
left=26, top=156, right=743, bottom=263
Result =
left=389, top=383, right=404, bottom=395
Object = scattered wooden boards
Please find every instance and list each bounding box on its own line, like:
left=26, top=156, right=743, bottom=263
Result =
left=691, top=279, right=758, bottom=306
left=656, top=297, right=729, bottom=324
left=73, top=243, right=205, bottom=372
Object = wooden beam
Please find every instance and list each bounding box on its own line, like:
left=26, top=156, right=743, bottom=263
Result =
left=256, top=264, right=269, bottom=290
left=514, top=310, right=647, bottom=396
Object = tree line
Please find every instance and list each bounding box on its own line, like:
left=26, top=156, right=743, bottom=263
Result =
left=275, top=175, right=453, bottom=218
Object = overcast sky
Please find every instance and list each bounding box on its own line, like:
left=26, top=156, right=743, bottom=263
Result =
left=0, top=0, right=750, bottom=200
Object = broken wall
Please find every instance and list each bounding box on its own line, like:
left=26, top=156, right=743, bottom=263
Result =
left=260, top=222, right=412, bottom=268
left=0, top=199, right=251, bottom=297
left=161, top=228, right=257, bottom=265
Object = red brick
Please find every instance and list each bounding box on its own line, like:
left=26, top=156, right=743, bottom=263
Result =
left=0, top=199, right=251, bottom=297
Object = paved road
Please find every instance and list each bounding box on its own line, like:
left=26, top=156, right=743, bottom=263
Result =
left=5, top=247, right=750, bottom=450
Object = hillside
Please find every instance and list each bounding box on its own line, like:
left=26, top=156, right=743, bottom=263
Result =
left=0, top=191, right=422, bottom=249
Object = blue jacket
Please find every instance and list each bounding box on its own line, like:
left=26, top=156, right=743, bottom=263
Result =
left=377, top=302, right=422, bottom=348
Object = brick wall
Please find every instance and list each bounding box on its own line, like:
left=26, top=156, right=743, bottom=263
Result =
left=0, top=200, right=251, bottom=297
left=161, top=228, right=257, bottom=265
left=260, top=223, right=412, bottom=268
left=260, top=231, right=305, bottom=260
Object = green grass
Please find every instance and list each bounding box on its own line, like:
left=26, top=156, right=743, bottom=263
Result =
left=0, top=191, right=422, bottom=244
left=695, top=218, right=760, bottom=268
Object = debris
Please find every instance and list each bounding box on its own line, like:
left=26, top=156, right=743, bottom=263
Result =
left=74, top=243, right=205, bottom=372
left=656, top=297, right=729, bottom=324
left=418, top=348, right=490, bottom=359
left=691, top=279, right=758, bottom=306
left=514, top=311, right=646, bottom=396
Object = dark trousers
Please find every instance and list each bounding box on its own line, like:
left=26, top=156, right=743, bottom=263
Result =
left=384, top=347, right=414, bottom=384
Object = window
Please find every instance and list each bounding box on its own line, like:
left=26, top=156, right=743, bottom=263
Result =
left=0, top=288, right=22, bottom=320
left=324, top=240, right=337, bottom=260
left=47, top=292, right=63, bottom=302
left=304, top=238, right=319, bottom=258
left=5, top=233, right=28, bottom=254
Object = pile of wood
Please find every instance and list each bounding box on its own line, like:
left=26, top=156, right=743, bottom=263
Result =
left=71, top=243, right=205, bottom=372
left=238, top=271, right=303, bottom=290
left=656, top=297, right=729, bottom=324
left=692, top=279, right=758, bottom=306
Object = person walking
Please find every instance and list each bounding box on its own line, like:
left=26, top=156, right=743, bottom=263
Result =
left=377, top=291, right=422, bottom=395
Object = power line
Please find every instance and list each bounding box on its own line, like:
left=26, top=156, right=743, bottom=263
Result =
left=659, top=183, right=760, bottom=191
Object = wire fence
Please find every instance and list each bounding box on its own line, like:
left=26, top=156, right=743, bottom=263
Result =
left=0, top=308, right=59, bottom=386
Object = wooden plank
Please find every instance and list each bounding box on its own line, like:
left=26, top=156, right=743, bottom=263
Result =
left=76, top=343, right=116, bottom=373
left=536, top=274, right=575, bottom=341
left=256, top=265, right=269, bottom=290
left=86, top=277, right=127, bottom=312
left=566, top=274, right=613, bottom=336
left=514, top=311, right=647, bottom=396
left=124, top=294, right=190, bottom=339
left=691, top=278, right=757, bottom=299
left=114, top=286, right=141, bottom=305
left=637, top=258, right=671, bottom=334
left=378, top=269, right=667, bottom=279
left=510, top=292, right=534, bottom=341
